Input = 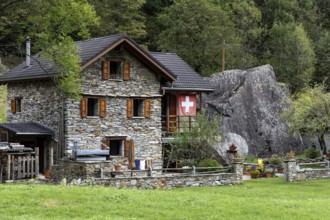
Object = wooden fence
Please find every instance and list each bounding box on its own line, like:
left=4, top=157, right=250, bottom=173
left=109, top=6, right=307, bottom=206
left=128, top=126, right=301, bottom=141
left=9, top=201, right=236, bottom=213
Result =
left=0, top=148, right=39, bottom=182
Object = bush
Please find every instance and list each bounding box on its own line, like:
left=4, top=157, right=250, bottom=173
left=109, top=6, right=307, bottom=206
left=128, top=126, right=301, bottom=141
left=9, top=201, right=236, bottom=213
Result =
left=179, top=159, right=198, bottom=168
left=303, top=148, right=321, bottom=159
left=244, top=155, right=258, bottom=163
left=198, top=159, right=222, bottom=168
left=269, top=154, right=282, bottom=165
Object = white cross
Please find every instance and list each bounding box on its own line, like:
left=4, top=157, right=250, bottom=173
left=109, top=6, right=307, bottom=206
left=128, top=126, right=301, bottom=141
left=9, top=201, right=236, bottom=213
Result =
left=182, top=96, right=194, bottom=112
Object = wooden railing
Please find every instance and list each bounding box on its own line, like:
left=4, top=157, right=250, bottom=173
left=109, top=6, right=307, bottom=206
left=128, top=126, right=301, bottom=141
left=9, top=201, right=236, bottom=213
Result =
left=161, top=115, right=196, bottom=135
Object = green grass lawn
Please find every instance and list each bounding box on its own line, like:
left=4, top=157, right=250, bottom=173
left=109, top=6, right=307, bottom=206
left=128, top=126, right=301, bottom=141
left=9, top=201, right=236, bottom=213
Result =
left=0, top=178, right=330, bottom=220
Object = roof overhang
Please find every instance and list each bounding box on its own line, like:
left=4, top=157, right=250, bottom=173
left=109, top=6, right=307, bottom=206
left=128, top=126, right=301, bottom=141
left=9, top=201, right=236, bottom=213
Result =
left=162, top=87, right=214, bottom=93
left=0, top=122, right=54, bottom=136
left=81, top=37, right=177, bottom=82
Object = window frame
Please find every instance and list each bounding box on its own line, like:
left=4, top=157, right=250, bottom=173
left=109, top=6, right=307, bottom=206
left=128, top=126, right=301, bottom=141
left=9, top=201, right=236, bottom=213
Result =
left=80, top=96, right=107, bottom=118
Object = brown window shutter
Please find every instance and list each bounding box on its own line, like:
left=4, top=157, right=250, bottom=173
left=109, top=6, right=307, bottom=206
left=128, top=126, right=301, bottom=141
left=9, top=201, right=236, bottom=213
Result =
left=124, top=140, right=130, bottom=157
left=99, top=98, right=107, bottom=118
left=11, top=99, right=16, bottom=114
left=101, top=138, right=109, bottom=150
left=80, top=98, right=87, bottom=118
left=102, top=61, right=109, bottom=80
left=130, top=140, right=135, bottom=169
left=127, top=99, right=133, bottom=118
left=144, top=99, right=151, bottom=118
left=123, top=62, right=130, bottom=81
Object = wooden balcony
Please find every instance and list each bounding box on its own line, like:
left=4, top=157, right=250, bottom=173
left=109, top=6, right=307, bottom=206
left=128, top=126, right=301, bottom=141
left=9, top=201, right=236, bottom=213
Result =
left=161, top=115, right=196, bottom=135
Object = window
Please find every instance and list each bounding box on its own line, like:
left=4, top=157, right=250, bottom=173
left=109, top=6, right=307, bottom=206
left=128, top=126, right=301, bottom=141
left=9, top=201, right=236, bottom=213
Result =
left=11, top=97, right=22, bottom=114
left=133, top=99, right=144, bottom=117
left=87, top=98, right=99, bottom=116
left=110, top=61, right=122, bottom=80
left=127, top=99, right=151, bottom=118
left=101, top=137, right=130, bottom=157
left=80, top=97, right=106, bottom=118
left=102, top=60, right=130, bottom=81
left=0, top=131, right=8, bottom=142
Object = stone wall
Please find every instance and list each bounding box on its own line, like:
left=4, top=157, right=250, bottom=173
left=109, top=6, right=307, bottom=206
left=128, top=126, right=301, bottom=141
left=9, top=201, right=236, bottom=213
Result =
left=7, top=80, right=62, bottom=139
left=284, top=159, right=330, bottom=182
left=51, top=160, right=243, bottom=189
left=64, top=48, right=163, bottom=168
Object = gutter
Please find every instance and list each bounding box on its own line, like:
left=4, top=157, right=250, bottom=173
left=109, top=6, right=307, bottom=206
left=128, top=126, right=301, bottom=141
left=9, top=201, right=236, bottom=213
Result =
left=162, top=87, right=214, bottom=93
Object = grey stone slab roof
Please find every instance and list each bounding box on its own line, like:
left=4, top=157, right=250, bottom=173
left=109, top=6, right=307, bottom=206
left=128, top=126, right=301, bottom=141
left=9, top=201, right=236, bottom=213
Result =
left=150, top=52, right=214, bottom=91
left=0, top=34, right=213, bottom=91
left=0, top=122, right=54, bottom=135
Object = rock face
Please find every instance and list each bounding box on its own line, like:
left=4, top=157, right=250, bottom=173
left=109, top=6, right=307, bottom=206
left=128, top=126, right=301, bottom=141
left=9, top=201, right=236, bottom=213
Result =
left=204, top=65, right=301, bottom=157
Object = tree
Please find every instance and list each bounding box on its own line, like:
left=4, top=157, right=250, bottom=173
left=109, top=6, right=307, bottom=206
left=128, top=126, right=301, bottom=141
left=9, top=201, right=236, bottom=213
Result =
left=156, top=0, right=255, bottom=76
left=281, top=86, right=330, bottom=154
left=314, top=31, right=330, bottom=90
left=88, top=0, right=146, bottom=42
left=165, top=111, right=222, bottom=167
left=265, top=22, right=315, bottom=92
left=0, top=0, right=99, bottom=98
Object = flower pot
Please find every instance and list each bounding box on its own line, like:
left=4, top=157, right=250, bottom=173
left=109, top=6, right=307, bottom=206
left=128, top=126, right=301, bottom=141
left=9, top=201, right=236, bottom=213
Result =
left=233, top=158, right=243, bottom=163
left=277, top=167, right=284, bottom=173
left=114, top=165, right=121, bottom=171
left=266, top=172, right=273, bottom=178
left=251, top=174, right=259, bottom=179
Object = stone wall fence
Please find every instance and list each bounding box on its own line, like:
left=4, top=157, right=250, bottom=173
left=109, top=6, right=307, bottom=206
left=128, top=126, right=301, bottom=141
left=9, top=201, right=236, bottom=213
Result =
left=50, top=160, right=244, bottom=189
left=284, top=158, right=330, bottom=182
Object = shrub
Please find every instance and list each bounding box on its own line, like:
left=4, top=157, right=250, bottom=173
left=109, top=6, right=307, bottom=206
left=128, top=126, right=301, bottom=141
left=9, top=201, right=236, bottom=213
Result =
left=303, top=148, right=321, bottom=159
left=269, top=154, right=282, bottom=165
left=244, top=155, right=258, bottom=163
left=198, top=159, right=222, bottom=168
left=179, top=159, right=198, bottom=168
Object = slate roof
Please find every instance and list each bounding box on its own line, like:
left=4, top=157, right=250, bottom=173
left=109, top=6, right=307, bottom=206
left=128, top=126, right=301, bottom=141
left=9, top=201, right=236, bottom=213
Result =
left=0, top=34, right=213, bottom=91
left=0, top=122, right=54, bottom=135
left=150, top=52, right=213, bottom=91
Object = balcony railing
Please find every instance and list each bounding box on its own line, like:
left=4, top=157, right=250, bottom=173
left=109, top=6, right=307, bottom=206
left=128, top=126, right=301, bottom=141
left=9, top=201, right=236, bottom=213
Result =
left=161, top=115, right=195, bottom=135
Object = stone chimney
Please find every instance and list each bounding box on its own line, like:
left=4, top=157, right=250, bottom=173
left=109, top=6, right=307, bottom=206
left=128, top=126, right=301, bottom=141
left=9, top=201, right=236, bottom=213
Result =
left=26, top=37, right=31, bottom=67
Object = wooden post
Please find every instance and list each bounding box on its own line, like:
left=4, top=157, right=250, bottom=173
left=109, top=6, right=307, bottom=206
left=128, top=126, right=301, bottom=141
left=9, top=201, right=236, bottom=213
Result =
left=18, top=157, right=22, bottom=179
left=7, top=154, right=11, bottom=180
left=23, top=156, right=26, bottom=178
left=35, top=147, right=39, bottom=178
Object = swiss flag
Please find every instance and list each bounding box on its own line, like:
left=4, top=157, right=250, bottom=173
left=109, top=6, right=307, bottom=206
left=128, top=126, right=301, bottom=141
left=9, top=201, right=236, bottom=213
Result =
left=178, top=94, right=196, bottom=116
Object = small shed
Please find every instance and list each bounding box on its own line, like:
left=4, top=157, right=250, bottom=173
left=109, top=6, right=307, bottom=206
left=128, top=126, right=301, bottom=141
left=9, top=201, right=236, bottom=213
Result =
left=0, top=122, right=54, bottom=175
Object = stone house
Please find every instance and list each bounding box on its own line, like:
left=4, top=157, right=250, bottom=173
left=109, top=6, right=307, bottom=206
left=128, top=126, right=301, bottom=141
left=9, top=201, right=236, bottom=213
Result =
left=0, top=35, right=213, bottom=176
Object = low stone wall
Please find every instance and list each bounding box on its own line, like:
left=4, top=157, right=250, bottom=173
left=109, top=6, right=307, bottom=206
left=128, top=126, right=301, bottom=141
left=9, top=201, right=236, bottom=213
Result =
left=50, top=161, right=243, bottom=189
left=73, top=173, right=242, bottom=189
left=284, top=159, right=330, bottom=182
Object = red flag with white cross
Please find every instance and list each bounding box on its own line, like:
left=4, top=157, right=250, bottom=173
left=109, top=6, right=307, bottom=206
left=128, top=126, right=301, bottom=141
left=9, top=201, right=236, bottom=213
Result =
left=178, top=94, right=196, bottom=116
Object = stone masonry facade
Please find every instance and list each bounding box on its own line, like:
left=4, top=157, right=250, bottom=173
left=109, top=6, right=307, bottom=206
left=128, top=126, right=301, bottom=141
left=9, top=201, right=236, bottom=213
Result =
left=7, top=47, right=167, bottom=170
left=7, top=81, right=62, bottom=139
left=64, top=48, right=163, bottom=168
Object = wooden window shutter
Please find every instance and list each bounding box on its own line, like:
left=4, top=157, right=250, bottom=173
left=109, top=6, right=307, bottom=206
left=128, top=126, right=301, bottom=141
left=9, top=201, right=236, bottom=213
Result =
left=101, top=138, right=109, bottom=150
left=102, top=61, right=110, bottom=80
left=80, top=98, right=87, bottom=118
left=11, top=99, right=16, bottom=113
left=123, top=62, right=130, bottom=81
left=130, top=140, right=135, bottom=169
left=144, top=99, right=151, bottom=118
left=127, top=99, right=133, bottom=118
left=124, top=140, right=130, bottom=157
left=99, top=98, right=107, bottom=118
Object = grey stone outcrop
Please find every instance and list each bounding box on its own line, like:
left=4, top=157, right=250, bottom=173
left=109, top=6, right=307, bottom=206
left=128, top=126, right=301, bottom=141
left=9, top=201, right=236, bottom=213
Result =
left=204, top=65, right=301, bottom=157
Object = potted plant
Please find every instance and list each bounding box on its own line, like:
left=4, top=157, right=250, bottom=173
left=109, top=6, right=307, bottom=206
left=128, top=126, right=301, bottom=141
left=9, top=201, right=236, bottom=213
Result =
left=249, top=165, right=261, bottom=179
left=233, top=152, right=243, bottom=163
left=265, top=167, right=274, bottom=178
left=277, top=164, right=284, bottom=173
left=285, top=150, right=295, bottom=160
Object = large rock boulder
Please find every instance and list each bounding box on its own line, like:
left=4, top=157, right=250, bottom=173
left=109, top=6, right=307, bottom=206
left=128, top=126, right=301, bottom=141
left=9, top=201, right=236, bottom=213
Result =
left=204, top=64, right=301, bottom=157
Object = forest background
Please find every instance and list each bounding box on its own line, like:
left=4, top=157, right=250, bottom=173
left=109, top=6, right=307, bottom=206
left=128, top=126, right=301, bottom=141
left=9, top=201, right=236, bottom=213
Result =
left=0, top=0, right=329, bottom=122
